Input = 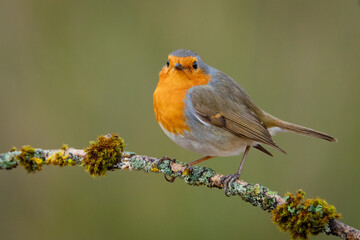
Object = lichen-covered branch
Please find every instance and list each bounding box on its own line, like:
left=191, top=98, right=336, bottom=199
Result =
left=0, top=134, right=359, bottom=240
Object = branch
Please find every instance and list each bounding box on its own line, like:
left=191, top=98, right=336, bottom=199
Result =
left=0, top=134, right=359, bottom=240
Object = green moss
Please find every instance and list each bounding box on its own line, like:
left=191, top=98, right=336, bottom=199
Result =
left=17, top=145, right=43, bottom=172
left=82, top=133, right=125, bottom=176
left=272, top=190, right=341, bottom=240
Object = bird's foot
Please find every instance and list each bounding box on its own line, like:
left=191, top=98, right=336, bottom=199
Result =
left=221, top=173, right=241, bottom=197
left=164, top=175, right=176, bottom=183
left=153, top=156, right=176, bottom=183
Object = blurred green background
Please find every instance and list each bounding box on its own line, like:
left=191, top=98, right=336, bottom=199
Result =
left=1, top=1, right=359, bottom=239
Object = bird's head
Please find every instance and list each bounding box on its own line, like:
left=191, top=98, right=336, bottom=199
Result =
left=158, top=49, right=210, bottom=87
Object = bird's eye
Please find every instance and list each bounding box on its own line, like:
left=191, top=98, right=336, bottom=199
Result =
left=193, top=61, right=198, bottom=69
left=166, top=60, right=169, bottom=68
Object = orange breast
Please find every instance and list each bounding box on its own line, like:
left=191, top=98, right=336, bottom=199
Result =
left=153, top=65, right=210, bottom=135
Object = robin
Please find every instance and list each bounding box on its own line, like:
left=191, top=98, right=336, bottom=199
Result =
left=153, top=49, right=336, bottom=195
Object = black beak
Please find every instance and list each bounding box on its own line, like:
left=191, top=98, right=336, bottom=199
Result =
left=174, top=63, right=184, bottom=70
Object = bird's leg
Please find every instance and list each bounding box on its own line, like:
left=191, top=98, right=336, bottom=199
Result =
left=153, top=156, right=176, bottom=182
left=188, top=156, right=214, bottom=166
left=222, top=146, right=251, bottom=197
left=186, top=156, right=214, bottom=172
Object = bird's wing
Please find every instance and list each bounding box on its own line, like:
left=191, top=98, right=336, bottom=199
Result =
left=188, top=85, right=285, bottom=153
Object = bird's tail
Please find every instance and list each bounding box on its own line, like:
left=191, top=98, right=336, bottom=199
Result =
left=262, top=112, right=337, bottom=142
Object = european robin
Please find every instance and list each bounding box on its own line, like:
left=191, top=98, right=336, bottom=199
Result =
left=153, top=49, right=336, bottom=195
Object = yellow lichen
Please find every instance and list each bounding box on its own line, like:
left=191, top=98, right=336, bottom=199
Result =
left=33, top=158, right=44, bottom=165
left=182, top=168, right=190, bottom=176
left=61, top=144, right=69, bottom=151
left=46, top=151, right=74, bottom=167
left=272, top=190, right=341, bottom=240
left=17, top=145, right=43, bottom=172
left=10, top=146, right=17, bottom=152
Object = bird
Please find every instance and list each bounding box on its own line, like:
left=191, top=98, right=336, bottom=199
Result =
left=153, top=49, right=336, bottom=195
